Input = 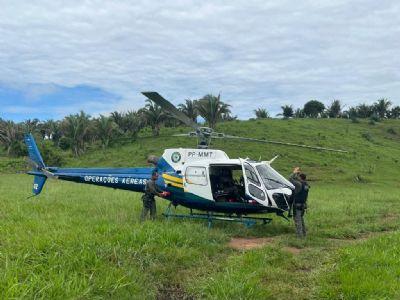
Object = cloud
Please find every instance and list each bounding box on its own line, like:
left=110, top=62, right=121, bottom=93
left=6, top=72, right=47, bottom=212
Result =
left=0, top=0, right=399, bottom=120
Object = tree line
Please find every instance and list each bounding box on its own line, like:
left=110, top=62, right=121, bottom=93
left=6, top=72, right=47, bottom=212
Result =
left=1, top=95, right=399, bottom=158
left=255, top=98, right=400, bottom=120
left=0, top=94, right=233, bottom=157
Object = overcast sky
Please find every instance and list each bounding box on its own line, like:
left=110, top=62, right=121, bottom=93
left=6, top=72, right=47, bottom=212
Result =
left=1, top=0, right=399, bottom=121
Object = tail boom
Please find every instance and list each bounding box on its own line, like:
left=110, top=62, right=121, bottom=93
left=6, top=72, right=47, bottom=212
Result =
left=24, top=133, right=154, bottom=195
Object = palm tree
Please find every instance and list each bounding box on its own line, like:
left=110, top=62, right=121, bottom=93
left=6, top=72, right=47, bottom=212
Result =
left=110, top=110, right=143, bottom=137
left=95, top=115, right=118, bottom=148
left=61, top=111, right=92, bottom=156
left=294, top=108, right=305, bottom=118
left=0, top=120, right=24, bottom=155
left=279, top=105, right=294, bottom=119
left=38, top=119, right=62, bottom=142
left=389, top=106, right=400, bottom=119
left=142, top=100, right=167, bottom=136
left=254, top=108, right=269, bottom=119
left=23, top=119, right=40, bottom=135
left=196, top=94, right=231, bottom=129
left=356, top=104, right=374, bottom=118
left=342, top=107, right=358, bottom=119
left=124, top=110, right=144, bottom=137
left=178, top=99, right=198, bottom=123
left=374, top=98, right=392, bottom=119
left=110, top=111, right=125, bottom=131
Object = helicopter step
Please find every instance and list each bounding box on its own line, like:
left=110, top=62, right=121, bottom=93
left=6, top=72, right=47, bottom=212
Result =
left=163, top=204, right=272, bottom=228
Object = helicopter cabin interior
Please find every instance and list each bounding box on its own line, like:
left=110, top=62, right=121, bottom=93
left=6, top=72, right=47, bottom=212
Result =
left=182, top=162, right=270, bottom=203
left=208, top=164, right=247, bottom=202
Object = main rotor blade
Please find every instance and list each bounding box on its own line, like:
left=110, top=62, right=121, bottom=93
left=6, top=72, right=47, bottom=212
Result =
left=172, top=132, right=197, bottom=137
left=217, top=135, right=348, bottom=153
left=142, top=92, right=198, bottom=130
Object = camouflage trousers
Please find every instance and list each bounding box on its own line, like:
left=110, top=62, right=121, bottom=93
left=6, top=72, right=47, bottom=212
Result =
left=140, top=197, right=156, bottom=221
left=293, top=205, right=306, bottom=238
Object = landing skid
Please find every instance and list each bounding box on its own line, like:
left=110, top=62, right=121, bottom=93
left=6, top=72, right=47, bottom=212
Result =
left=163, top=203, right=272, bottom=228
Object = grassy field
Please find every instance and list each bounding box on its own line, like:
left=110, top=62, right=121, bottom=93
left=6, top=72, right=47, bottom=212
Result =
left=1, top=118, right=400, bottom=299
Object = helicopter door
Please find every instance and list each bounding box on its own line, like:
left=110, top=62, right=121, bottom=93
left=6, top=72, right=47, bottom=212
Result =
left=184, top=166, right=213, bottom=201
left=240, top=159, right=268, bottom=206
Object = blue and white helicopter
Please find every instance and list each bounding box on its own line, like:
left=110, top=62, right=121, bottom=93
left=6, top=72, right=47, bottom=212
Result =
left=25, top=92, right=347, bottom=226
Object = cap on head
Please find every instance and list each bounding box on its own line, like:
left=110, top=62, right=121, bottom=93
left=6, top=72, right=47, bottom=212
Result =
left=147, top=155, right=159, bottom=166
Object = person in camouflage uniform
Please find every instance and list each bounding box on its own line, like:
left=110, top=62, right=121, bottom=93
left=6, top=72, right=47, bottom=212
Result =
left=140, top=171, right=166, bottom=221
left=289, top=167, right=310, bottom=238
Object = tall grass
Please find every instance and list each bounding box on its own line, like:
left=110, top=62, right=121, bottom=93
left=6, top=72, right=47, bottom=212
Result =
left=1, top=175, right=399, bottom=298
left=1, top=119, right=399, bottom=298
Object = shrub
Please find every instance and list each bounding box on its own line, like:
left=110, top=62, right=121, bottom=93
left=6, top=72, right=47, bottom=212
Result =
left=387, top=127, right=397, bottom=135
left=58, top=136, right=70, bottom=150
left=351, top=117, right=359, bottom=123
left=40, top=141, right=65, bottom=166
left=8, top=141, right=27, bottom=157
left=370, top=114, right=380, bottom=122
left=361, top=132, right=373, bottom=142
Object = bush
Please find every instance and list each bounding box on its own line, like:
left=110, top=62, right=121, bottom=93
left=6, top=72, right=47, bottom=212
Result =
left=370, top=114, right=380, bottom=122
left=58, top=136, right=70, bottom=150
left=361, top=132, right=373, bottom=142
left=9, top=141, right=28, bottom=157
left=40, top=141, right=65, bottom=166
left=351, top=117, right=359, bottom=123
left=387, top=127, right=397, bottom=135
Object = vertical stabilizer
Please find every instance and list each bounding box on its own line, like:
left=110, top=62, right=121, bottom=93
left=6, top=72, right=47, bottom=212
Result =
left=24, top=134, right=45, bottom=168
left=24, top=134, right=48, bottom=196
left=33, top=175, right=47, bottom=195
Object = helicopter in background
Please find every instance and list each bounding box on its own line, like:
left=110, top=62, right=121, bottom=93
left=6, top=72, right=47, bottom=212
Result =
left=25, top=92, right=347, bottom=227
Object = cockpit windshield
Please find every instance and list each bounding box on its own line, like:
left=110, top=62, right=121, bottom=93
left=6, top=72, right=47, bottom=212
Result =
left=256, top=164, right=293, bottom=190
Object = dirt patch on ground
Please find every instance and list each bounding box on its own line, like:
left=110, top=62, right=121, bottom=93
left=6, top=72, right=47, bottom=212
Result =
left=382, top=213, right=398, bottom=222
left=228, top=237, right=303, bottom=255
left=228, top=237, right=274, bottom=250
left=157, top=284, right=193, bottom=300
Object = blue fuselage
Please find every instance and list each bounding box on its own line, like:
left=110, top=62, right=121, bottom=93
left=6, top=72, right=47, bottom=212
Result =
left=29, top=167, right=153, bottom=193
left=28, top=166, right=278, bottom=215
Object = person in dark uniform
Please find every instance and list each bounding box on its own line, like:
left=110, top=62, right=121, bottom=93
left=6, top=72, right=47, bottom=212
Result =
left=140, top=171, right=166, bottom=221
left=289, top=167, right=310, bottom=238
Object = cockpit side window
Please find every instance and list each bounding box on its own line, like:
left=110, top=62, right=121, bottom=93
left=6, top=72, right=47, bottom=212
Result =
left=244, top=164, right=261, bottom=186
left=185, top=166, right=208, bottom=185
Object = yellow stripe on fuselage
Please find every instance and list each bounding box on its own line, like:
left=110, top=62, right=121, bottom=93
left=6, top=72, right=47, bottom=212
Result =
left=162, top=174, right=183, bottom=184
left=164, top=180, right=183, bottom=189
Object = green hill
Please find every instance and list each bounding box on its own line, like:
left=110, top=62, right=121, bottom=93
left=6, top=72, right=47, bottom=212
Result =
left=1, top=119, right=400, bottom=299
left=2, top=118, right=400, bottom=183
left=53, top=118, right=400, bottom=184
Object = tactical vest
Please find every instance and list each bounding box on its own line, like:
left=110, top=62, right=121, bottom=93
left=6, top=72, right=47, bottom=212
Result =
left=142, top=180, right=156, bottom=201
left=295, top=182, right=309, bottom=204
